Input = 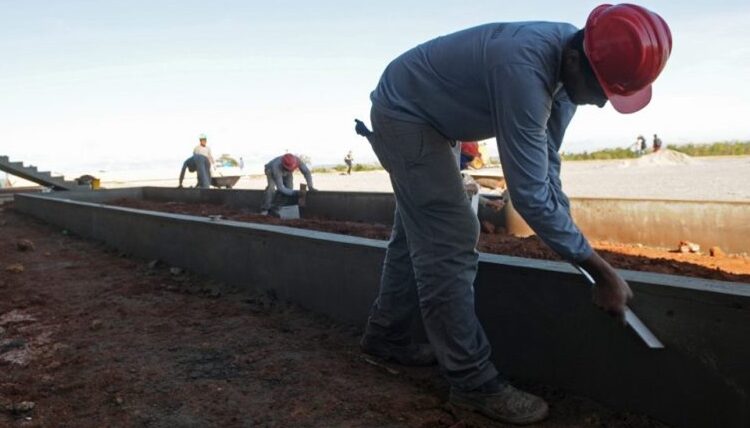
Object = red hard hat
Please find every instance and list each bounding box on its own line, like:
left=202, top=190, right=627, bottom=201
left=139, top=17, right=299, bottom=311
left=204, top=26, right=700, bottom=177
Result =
left=460, top=141, right=480, bottom=158
left=584, top=4, right=672, bottom=114
left=281, top=153, right=299, bottom=171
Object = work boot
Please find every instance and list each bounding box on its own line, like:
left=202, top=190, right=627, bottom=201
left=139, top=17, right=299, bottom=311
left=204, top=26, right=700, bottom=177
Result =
left=449, top=377, right=549, bottom=425
left=360, top=335, right=437, bottom=366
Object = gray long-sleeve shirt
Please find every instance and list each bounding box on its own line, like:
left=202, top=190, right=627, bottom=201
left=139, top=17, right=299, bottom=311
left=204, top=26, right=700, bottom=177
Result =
left=264, top=156, right=314, bottom=196
left=371, top=22, right=592, bottom=262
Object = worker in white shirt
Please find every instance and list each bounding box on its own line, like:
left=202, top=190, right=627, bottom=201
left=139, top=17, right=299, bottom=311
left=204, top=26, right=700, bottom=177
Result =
left=188, top=133, right=215, bottom=189
left=194, top=134, right=215, bottom=167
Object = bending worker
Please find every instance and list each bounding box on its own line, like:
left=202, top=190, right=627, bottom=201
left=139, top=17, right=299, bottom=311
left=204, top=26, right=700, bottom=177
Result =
left=178, top=154, right=212, bottom=188
left=357, top=4, right=671, bottom=425
left=261, top=153, right=315, bottom=215
left=178, top=133, right=214, bottom=188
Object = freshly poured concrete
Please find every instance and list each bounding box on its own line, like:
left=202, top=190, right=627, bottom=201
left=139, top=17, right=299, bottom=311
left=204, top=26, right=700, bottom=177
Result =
left=14, top=189, right=750, bottom=428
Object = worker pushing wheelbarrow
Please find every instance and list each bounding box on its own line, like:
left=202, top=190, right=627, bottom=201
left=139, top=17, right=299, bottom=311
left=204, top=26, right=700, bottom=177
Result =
left=177, top=133, right=242, bottom=189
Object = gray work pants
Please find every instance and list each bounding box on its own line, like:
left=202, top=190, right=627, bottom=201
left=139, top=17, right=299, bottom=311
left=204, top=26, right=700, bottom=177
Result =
left=363, top=107, right=498, bottom=390
left=261, top=168, right=294, bottom=212
left=194, top=154, right=211, bottom=189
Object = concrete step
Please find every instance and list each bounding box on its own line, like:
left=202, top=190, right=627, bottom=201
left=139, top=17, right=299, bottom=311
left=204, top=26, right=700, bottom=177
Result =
left=0, top=155, right=80, bottom=190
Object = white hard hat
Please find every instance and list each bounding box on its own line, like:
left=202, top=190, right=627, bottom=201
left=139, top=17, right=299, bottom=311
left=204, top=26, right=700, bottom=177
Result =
left=199, top=133, right=207, bottom=140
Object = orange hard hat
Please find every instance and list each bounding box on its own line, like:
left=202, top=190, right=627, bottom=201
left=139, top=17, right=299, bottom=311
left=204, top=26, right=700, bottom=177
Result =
left=584, top=4, right=672, bottom=114
left=281, top=153, right=299, bottom=171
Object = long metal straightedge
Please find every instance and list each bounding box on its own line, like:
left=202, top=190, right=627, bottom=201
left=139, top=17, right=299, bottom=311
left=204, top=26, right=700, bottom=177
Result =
left=575, top=265, right=665, bottom=349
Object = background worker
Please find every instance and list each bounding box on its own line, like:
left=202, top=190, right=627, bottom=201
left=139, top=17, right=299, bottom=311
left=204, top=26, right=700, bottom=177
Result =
left=177, top=154, right=211, bottom=188
left=194, top=134, right=215, bottom=167
left=357, top=4, right=671, bottom=425
left=653, top=133, right=663, bottom=152
left=344, top=151, right=354, bottom=175
left=261, top=153, right=315, bottom=215
left=637, top=134, right=647, bottom=154
left=459, top=142, right=505, bottom=212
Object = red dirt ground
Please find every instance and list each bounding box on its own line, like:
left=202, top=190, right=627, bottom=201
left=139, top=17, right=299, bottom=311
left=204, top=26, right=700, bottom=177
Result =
left=111, top=199, right=750, bottom=283
left=0, top=205, right=670, bottom=427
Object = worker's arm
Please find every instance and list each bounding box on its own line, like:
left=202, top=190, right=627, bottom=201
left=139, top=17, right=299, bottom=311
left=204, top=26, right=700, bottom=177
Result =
left=546, top=91, right=575, bottom=214
left=491, top=64, right=591, bottom=261
left=299, top=162, right=316, bottom=191
left=178, top=160, right=189, bottom=187
left=207, top=148, right=215, bottom=169
left=272, top=166, right=296, bottom=197
left=546, top=89, right=633, bottom=322
left=490, top=64, right=631, bottom=318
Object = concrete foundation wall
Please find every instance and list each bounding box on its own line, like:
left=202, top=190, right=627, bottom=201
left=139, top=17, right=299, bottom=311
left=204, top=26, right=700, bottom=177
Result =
left=14, top=192, right=750, bottom=428
left=39, top=188, right=750, bottom=254
left=40, top=187, right=144, bottom=202
left=571, top=198, right=750, bottom=254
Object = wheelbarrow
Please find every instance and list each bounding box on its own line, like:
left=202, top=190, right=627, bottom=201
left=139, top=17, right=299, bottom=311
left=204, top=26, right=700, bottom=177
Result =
left=210, top=175, right=241, bottom=189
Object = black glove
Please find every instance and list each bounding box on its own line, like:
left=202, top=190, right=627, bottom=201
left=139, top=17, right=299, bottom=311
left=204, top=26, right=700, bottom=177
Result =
left=354, top=119, right=373, bottom=137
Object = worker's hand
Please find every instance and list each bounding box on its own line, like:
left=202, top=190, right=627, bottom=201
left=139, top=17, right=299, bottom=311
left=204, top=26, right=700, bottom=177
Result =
left=485, top=199, right=505, bottom=212
left=354, top=119, right=373, bottom=137
left=463, top=182, right=480, bottom=195
left=580, top=251, right=633, bottom=324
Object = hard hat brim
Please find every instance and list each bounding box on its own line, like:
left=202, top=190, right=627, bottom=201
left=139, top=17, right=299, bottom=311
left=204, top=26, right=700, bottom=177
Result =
left=607, top=85, right=652, bottom=114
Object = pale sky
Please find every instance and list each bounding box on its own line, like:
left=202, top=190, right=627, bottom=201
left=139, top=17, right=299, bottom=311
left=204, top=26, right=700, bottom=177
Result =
left=1, top=1, right=748, bottom=176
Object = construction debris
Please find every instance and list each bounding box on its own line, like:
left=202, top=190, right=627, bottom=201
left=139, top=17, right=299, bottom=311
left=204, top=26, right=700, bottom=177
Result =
left=710, top=246, right=726, bottom=257
left=678, top=241, right=701, bottom=254
left=8, top=401, right=35, bottom=415
left=90, top=319, right=104, bottom=331
left=5, top=263, right=25, bottom=273
left=16, top=239, right=35, bottom=252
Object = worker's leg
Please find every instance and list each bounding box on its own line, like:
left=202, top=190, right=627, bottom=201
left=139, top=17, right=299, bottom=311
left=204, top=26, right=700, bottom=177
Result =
left=195, top=155, right=211, bottom=189
left=363, top=206, right=419, bottom=344
left=366, top=108, right=497, bottom=391
left=361, top=205, right=434, bottom=365
left=261, top=168, right=276, bottom=212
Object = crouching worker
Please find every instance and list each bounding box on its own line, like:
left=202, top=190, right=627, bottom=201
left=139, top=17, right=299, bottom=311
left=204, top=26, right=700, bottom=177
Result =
left=261, top=153, right=316, bottom=215
left=459, top=142, right=505, bottom=213
left=178, top=154, right=212, bottom=188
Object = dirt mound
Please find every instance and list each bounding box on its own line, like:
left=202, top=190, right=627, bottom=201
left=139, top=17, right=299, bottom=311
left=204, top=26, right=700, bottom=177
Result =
left=620, top=149, right=699, bottom=167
